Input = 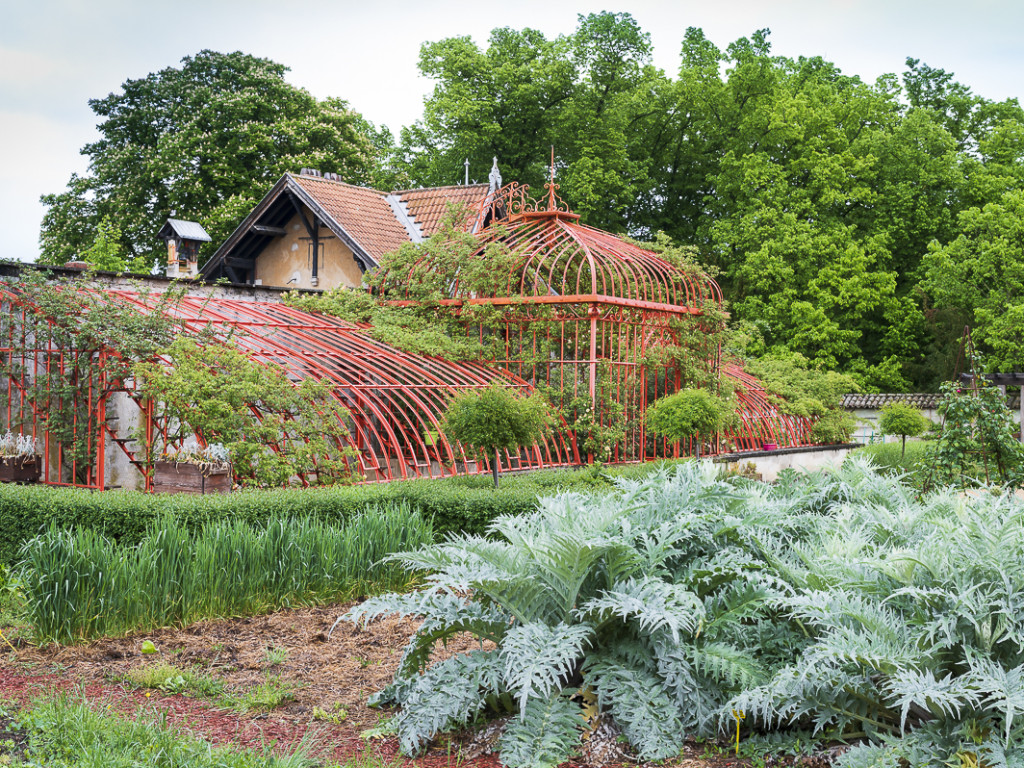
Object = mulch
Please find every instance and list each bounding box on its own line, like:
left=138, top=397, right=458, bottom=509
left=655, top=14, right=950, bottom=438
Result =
left=0, top=602, right=791, bottom=767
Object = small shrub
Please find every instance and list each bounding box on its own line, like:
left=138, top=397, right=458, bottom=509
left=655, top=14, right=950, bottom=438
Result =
left=878, top=402, right=931, bottom=457
left=441, top=384, right=554, bottom=488
left=645, top=388, right=736, bottom=458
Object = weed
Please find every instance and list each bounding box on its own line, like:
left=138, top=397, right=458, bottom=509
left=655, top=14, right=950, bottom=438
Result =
left=5, top=693, right=319, bottom=766
left=312, top=702, right=348, bottom=724
left=264, top=646, right=288, bottom=667
left=236, top=674, right=296, bottom=712
left=125, top=662, right=225, bottom=699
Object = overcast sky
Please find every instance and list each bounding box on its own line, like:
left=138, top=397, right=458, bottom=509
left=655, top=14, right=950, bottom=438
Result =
left=2, top=0, right=1022, bottom=262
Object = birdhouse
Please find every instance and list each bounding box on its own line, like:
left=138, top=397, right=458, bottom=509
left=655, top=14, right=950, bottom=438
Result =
left=158, top=219, right=212, bottom=279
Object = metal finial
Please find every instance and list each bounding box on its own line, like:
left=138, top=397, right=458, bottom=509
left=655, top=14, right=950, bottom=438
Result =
left=546, top=146, right=559, bottom=210
left=464, top=158, right=470, bottom=186
left=488, top=157, right=502, bottom=192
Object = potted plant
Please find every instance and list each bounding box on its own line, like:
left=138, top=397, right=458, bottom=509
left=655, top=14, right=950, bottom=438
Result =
left=0, top=431, right=41, bottom=483
left=152, top=443, right=232, bottom=495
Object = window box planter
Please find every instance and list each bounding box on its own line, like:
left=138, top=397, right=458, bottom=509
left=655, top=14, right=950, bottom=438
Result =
left=152, top=460, right=231, bottom=494
left=0, top=455, right=41, bottom=484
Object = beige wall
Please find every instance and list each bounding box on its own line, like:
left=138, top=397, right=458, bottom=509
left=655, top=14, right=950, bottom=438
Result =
left=255, top=209, right=364, bottom=290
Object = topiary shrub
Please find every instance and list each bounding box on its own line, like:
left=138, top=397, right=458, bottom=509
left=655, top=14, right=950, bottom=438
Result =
left=878, top=402, right=931, bottom=458
left=645, top=388, right=735, bottom=458
left=440, top=384, right=554, bottom=488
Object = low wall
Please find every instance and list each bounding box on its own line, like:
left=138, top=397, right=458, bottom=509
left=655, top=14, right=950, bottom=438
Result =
left=714, top=443, right=862, bottom=482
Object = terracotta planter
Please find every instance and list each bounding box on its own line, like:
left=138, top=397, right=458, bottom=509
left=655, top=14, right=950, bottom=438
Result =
left=0, top=456, right=41, bottom=483
left=152, top=460, right=231, bottom=495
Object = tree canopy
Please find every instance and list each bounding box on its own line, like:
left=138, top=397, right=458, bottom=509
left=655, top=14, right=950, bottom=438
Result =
left=398, top=15, right=1024, bottom=390
left=37, top=23, right=1024, bottom=391
left=39, top=50, right=382, bottom=272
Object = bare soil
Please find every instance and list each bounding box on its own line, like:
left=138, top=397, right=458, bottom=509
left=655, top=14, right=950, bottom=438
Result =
left=0, top=602, right=830, bottom=767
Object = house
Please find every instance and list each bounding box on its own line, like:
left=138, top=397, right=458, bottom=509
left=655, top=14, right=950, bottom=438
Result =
left=200, top=167, right=498, bottom=289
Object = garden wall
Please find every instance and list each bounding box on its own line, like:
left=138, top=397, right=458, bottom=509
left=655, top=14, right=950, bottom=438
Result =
left=715, top=443, right=860, bottom=482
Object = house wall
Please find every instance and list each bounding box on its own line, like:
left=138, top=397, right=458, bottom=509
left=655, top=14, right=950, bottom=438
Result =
left=254, top=211, right=363, bottom=290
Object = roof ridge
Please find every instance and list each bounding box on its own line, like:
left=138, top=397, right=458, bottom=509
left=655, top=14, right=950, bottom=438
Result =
left=285, top=172, right=387, bottom=196
left=393, top=183, right=489, bottom=195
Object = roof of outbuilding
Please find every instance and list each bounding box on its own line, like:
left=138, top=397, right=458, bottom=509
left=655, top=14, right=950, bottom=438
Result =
left=842, top=393, right=943, bottom=409
left=289, top=174, right=411, bottom=263
left=393, top=184, right=489, bottom=237
left=159, top=218, right=212, bottom=242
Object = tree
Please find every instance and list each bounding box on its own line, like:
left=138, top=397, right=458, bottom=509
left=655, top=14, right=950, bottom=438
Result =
left=399, top=13, right=666, bottom=232
left=39, top=50, right=379, bottom=270
left=441, top=384, right=552, bottom=487
left=76, top=215, right=148, bottom=273
left=879, top=402, right=931, bottom=458
left=644, top=388, right=734, bottom=459
left=920, top=189, right=1024, bottom=371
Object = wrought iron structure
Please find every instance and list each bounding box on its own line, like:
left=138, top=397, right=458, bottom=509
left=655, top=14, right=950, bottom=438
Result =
left=380, top=177, right=813, bottom=462
left=0, top=282, right=579, bottom=490
left=0, top=175, right=812, bottom=491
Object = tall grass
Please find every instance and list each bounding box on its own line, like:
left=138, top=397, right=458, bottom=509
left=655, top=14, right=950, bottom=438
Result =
left=18, top=502, right=431, bottom=644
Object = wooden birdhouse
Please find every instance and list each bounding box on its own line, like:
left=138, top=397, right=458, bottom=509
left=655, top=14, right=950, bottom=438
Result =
left=159, top=219, right=212, bottom=279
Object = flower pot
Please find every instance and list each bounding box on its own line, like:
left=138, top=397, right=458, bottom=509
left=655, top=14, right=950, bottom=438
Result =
left=762, top=442, right=778, bottom=451
left=152, top=460, right=231, bottom=494
left=0, top=456, right=41, bottom=483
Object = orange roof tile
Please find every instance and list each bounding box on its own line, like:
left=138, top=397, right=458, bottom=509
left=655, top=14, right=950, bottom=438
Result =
left=395, top=184, right=490, bottom=237
left=290, top=174, right=411, bottom=263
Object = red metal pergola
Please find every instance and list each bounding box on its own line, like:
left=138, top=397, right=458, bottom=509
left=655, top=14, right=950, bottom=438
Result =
left=0, top=180, right=812, bottom=491
left=378, top=179, right=813, bottom=463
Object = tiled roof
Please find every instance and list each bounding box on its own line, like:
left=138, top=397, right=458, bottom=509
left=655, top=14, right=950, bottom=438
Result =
left=290, top=174, right=412, bottom=262
left=842, top=393, right=942, bottom=409
left=394, top=184, right=489, bottom=237
left=844, top=392, right=1023, bottom=410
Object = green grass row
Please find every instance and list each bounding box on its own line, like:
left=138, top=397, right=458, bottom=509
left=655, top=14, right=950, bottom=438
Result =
left=848, top=439, right=932, bottom=476
left=0, top=462, right=675, bottom=566
left=18, top=505, right=431, bottom=644
left=0, top=694, right=388, bottom=768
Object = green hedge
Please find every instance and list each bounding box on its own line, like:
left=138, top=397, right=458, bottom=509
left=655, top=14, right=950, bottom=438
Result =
left=0, top=462, right=681, bottom=566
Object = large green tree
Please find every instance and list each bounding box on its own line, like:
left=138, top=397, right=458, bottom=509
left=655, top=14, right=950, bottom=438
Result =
left=921, top=189, right=1024, bottom=371
left=399, top=12, right=667, bottom=231
left=403, top=20, right=1024, bottom=390
left=39, top=50, right=381, bottom=271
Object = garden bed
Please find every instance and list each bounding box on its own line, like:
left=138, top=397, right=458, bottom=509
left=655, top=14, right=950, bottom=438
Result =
left=0, top=602, right=830, bottom=767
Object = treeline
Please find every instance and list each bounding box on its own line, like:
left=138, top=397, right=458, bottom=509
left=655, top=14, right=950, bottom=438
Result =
left=39, top=15, right=1024, bottom=390
left=393, top=14, right=1024, bottom=390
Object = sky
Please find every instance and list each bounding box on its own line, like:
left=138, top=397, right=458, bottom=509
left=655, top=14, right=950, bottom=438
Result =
left=2, top=0, right=1022, bottom=262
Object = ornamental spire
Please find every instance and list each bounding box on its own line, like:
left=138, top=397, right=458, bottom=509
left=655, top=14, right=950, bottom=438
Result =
left=488, top=157, right=502, bottom=192
left=545, top=146, right=560, bottom=211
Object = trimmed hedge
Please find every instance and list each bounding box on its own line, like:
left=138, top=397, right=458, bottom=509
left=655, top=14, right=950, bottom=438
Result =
left=0, top=462, right=682, bottom=566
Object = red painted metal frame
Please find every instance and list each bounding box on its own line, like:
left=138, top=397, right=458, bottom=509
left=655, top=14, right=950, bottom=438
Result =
left=109, top=292, right=579, bottom=487
left=0, top=286, right=114, bottom=488
left=384, top=181, right=814, bottom=461
left=0, top=182, right=812, bottom=491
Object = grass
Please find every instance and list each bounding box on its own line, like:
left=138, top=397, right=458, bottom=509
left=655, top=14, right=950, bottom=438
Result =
left=0, top=694, right=320, bottom=768
left=17, top=504, right=432, bottom=644
left=124, top=662, right=296, bottom=713
left=848, top=439, right=932, bottom=477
